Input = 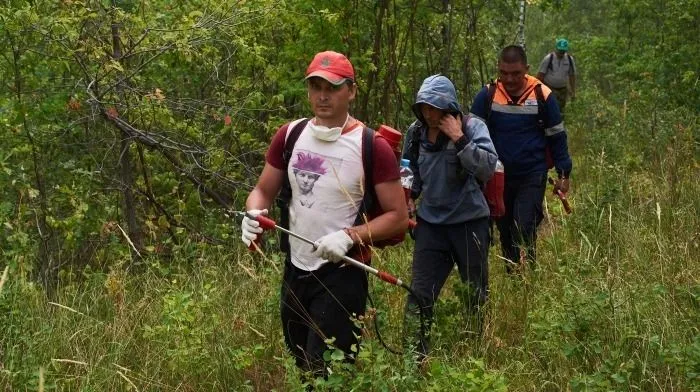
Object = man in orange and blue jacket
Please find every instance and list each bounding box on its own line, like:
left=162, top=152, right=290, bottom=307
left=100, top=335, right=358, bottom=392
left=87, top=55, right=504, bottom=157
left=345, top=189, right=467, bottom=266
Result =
left=470, top=45, right=572, bottom=271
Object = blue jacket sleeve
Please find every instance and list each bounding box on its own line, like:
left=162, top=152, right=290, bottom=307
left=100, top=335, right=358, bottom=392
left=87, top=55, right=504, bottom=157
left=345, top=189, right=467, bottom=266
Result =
left=456, top=116, right=498, bottom=183
left=544, top=95, right=572, bottom=177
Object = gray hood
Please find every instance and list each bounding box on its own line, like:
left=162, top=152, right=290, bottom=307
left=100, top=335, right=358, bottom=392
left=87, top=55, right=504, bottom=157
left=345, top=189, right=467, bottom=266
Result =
left=411, top=74, right=462, bottom=122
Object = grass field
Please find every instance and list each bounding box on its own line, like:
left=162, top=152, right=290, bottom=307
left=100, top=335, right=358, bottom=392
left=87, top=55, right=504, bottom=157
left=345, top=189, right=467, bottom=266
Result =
left=1, top=88, right=698, bottom=391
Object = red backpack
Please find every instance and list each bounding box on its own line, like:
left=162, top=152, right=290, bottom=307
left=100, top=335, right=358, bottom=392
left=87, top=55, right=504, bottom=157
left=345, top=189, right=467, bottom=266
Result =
left=483, top=160, right=505, bottom=218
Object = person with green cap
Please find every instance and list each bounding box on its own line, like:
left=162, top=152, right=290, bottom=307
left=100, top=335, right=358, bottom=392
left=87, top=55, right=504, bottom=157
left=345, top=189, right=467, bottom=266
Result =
left=536, top=38, right=577, bottom=112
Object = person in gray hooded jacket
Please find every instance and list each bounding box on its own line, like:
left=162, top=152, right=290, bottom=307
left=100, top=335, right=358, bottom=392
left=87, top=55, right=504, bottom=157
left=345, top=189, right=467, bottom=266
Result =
left=402, top=75, right=497, bottom=359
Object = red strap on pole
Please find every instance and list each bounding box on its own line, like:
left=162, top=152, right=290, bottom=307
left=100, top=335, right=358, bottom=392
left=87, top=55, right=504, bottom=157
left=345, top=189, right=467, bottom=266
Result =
left=377, top=271, right=399, bottom=285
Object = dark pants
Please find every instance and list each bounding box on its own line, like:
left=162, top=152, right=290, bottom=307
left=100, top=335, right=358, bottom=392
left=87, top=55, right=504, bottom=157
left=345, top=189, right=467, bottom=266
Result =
left=496, top=172, right=547, bottom=272
left=280, top=259, right=368, bottom=377
left=404, top=217, right=490, bottom=355
left=549, top=86, right=568, bottom=112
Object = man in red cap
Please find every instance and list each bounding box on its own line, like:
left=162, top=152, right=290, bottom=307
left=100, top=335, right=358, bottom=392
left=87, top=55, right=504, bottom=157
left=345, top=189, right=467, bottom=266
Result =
left=241, top=51, right=407, bottom=378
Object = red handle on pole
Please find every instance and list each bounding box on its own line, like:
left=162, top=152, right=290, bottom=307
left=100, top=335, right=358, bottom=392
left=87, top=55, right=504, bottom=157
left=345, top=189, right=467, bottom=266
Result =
left=246, top=213, right=278, bottom=250
left=554, top=189, right=572, bottom=214
left=254, top=214, right=277, bottom=230
left=377, top=271, right=399, bottom=285
left=548, top=178, right=572, bottom=215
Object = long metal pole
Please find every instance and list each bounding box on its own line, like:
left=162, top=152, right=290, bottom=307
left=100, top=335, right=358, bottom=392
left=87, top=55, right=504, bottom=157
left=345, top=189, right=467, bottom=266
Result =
left=234, top=211, right=406, bottom=287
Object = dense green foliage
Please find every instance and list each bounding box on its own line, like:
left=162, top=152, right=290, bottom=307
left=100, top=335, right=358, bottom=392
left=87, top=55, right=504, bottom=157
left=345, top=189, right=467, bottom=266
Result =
left=1, top=0, right=698, bottom=390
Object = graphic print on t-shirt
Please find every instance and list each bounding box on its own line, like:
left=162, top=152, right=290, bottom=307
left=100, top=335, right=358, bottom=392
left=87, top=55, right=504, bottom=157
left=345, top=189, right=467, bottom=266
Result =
left=291, top=150, right=343, bottom=210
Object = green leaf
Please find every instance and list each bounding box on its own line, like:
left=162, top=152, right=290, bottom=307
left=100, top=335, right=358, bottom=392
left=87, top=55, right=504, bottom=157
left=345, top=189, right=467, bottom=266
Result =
left=330, top=349, right=344, bottom=362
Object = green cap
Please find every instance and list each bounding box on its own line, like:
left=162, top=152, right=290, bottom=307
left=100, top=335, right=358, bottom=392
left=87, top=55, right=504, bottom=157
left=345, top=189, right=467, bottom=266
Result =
left=556, top=38, right=569, bottom=51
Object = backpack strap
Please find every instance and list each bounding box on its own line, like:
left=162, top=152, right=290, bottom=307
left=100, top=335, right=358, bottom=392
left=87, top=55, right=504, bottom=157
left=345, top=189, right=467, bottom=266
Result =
left=485, top=81, right=498, bottom=125
left=567, top=53, right=575, bottom=74
left=276, top=118, right=310, bottom=253
left=354, top=127, right=376, bottom=227
left=547, top=52, right=555, bottom=71
left=283, top=120, right=308, bottom=164
left=278, top=118, right=310, bottom=203
left=405, top=121, right=421, bottom=164
left=534, top=83, right=547, bottom=130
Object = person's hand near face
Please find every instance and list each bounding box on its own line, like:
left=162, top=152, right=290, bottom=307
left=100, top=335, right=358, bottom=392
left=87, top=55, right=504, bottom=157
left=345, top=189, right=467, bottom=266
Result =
left=438, top=113, right=463, bottom=142
left=420, top=104, right=463, bottom=142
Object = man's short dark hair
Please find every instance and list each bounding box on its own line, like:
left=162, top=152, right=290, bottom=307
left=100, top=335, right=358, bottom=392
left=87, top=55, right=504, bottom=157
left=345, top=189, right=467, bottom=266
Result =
left=499, top=45, right=527, bottom=65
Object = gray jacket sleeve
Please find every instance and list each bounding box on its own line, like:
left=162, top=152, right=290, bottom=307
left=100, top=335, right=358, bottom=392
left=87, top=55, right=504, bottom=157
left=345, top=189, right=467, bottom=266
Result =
left=456, top=116, right=498, bottom=183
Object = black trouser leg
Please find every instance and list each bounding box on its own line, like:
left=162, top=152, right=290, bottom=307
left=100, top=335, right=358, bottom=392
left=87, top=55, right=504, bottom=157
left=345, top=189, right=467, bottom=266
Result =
left=303, top=266, right=367, bottom=374
left=497, top=173, right=546, bottom=272
left=451, top=217, right=490, bottom=324
left=553, top=86, right=568, bottom=113
left=404, top=217, right=490, bottom=354
left=497, top=181, right=520, bottom=269
left=281, top=264, right=314, bottom=371
left=404, top=219, right=453, bottom=357
left=281, top=261, right=367, bottom=377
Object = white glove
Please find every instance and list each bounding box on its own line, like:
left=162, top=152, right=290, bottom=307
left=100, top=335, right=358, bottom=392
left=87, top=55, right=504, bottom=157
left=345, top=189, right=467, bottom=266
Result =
left=241, top=209, right=268, bottom=247
left=313, top=229, right=355, bottom=263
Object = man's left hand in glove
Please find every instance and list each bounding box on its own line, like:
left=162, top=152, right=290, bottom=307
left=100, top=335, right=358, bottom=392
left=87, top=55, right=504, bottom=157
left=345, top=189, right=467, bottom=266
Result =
left=313, top=229, right=355, bottom=262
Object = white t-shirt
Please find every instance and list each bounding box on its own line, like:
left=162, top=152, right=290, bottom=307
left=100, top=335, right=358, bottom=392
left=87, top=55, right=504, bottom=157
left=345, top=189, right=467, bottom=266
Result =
left=285, top=119, right=365, bottom=271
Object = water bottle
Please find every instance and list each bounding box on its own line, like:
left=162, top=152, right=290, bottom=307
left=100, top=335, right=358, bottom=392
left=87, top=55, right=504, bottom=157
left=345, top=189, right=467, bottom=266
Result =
left=399, top=159, right=414, bottom=203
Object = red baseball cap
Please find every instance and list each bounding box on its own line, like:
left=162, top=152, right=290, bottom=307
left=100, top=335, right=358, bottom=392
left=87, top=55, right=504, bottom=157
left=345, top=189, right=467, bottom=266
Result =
left=305, top=51, right=355, bottom=85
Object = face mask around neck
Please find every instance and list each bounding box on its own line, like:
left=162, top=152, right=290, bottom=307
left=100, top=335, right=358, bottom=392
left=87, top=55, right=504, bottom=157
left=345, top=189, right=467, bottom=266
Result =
left=308, top=115, right=349, bottom=142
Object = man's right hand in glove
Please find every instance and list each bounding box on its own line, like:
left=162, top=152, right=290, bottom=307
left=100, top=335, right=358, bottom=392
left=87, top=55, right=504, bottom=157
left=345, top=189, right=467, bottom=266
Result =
left=241, top=209, right=268, bottom=247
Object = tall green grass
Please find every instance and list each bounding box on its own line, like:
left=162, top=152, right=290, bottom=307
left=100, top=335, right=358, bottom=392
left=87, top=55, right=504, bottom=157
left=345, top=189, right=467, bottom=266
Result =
left=1, top=88, right=698, bottom=391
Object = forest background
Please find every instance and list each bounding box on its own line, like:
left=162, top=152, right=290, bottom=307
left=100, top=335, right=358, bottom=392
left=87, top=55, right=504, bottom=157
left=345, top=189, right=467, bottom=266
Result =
left=1, top=0, right=698, bottom=390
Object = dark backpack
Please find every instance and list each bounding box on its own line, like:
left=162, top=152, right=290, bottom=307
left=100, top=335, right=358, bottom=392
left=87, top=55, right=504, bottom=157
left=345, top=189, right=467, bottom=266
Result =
left=276, top=119, right=404, bottom=257
left=484, top=81, right=554, bottom=169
